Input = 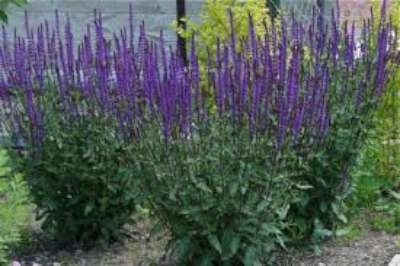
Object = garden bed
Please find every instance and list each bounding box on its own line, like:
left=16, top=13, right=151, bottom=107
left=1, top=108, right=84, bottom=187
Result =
left=1, top=0, right=399, bottom=265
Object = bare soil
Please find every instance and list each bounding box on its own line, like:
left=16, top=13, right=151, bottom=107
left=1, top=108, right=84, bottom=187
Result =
left=292, top=231, right=400, bottom=266
left=10, top=218, right=400, bottom=266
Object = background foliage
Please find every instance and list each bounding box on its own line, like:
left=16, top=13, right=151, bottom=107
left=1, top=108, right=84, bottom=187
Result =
left=0, top=150, right=29, bottom=264
left=0, top=0, right=27, bottom=23
left=347, top=0, right=400, bottom=236
left=175, top=0, right=270, bottom=62
left=351, top=0, right=400, bottom=202
left=370, top=0, right=400, bottom=183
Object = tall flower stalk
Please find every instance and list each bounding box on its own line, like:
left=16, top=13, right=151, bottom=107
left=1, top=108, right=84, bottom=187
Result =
left=0, top=1, right=395, bottom=150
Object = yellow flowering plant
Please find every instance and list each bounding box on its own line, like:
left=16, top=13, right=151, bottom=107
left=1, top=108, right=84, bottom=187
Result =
left=173, top=0, right=272, bottom=113
left=174, top=0, right=271, bottom=62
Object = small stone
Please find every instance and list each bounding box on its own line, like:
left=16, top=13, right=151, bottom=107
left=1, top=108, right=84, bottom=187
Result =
left=11, top=261, right=21, bottom=266
left=389, top=255, right=400, bottom=266
left=318, top=263, right=326, bottom=266
left=53, top=263, right=61, bottom=266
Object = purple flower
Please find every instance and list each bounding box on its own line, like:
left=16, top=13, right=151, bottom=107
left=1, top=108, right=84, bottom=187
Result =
left=0, top=2, right=395, bottom=152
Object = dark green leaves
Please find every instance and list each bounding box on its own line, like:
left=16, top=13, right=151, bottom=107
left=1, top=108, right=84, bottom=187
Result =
left=0, top=0, right=28, bottom=23
left=12, top=113, right=139, bottom=246
left=0, top=10, right=8, bottom=23
left=12, top=0, right=28, bottom=7
left=244, top=247, right=262, bottom=266
left=207, top=234, right=222, bottom=254
left=221, top=230, right=241, bottom=260
left=134, top=122, right=292, bottom=265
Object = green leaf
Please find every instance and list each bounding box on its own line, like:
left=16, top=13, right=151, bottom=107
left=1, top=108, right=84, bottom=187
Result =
left=295, top=183, right=314, bottom=190
left=12, top=0, right=28, bottom=7
left=0, top=10, right=8, bottom=23
left=175, top=237, right=192, bottom=260
left=256, top=200, right=269, bottom=213
left=314, top=227, right=333, bottom=238
left=221, top=231, right=241, bottom=260
left=229, top=236, right=241, bottom=257
left=261, top=223, right=281, bottom=235
left=228, top=182, right=239, bottom=197
left=198, top=254, right=214, bottom=266
left=243, top=247, right=261, bottom=266
left=276, top=205, right=290, bottom=220
left=389, top=190, right=400, bottom=200
left=332, top=203, right=348, bottom=223
left=196, top=182, right=212, bottom=193
left=180, top=206, right=202, bottom=215
left=207, top=234, right=222, bottom=254
left=335, top=227, right=351, bottom=237
left=337, top=213, right=348, bottom=224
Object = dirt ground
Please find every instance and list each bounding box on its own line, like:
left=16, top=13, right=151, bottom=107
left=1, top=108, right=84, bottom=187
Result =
left=11, top=217, right=400, bottom=266
left=292, top=231, right=400, bottom=266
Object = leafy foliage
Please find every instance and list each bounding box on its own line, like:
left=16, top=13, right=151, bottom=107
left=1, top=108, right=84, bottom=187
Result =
left=373, top=54, right=400, bottom=184
left=359, top=0, right=400, bottom=185
left=0, top=0, right=27, bottom=23
left=173, top=0, right=272, bottom=104
left=175, top=0, right=270, bottom=62
left=0, top=150, right=29, bottom=264
left=369, top=201, right=400, bottom=234
left=133, top=122, right=293, bottom=265
left=10, top=88, right=140, bottom=246
left=349, top=0, right=400, bottom=228
left=372, top=0, right=400, bottom=27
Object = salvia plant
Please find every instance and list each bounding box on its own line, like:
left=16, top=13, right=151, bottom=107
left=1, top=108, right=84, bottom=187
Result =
left=0, top=4, right=394, bottom=150
left=0, top=0, right=398, bottom=263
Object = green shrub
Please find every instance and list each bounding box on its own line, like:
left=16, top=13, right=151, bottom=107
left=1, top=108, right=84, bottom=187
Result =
left=9, top=84, right=140, bottom=246
left=12, top=115, right=140, bottom=246
left=350, top=0, right=400, bottom=217
left=287, top=122, right=366, bottom=244
left=0, top=150, right=29, bottom=264
left=367, top=201, right=400, bottom=234
left=133, top=122, right=295, bottom=265
left=361, top=0, right=400, bottom=185
left=373, top=71, right=400, bottom=183
left=351, top=138, right=393, bottom=209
